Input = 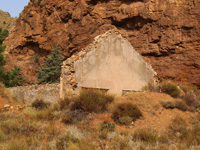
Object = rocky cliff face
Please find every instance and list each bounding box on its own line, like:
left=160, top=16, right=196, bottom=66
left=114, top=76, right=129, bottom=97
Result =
left=4, top=0, right=200, bottom=87
left=0, top=9, right=17, bottom=31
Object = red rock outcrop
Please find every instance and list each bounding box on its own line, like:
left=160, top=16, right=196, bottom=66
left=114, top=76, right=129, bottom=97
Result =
left=4, top=0, right=200, bottom=87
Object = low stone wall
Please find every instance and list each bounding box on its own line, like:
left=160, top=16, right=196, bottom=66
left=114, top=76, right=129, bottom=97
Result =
left=8, top=83, right=60, bottom=103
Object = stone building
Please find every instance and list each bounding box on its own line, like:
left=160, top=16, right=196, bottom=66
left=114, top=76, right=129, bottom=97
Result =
left=60, top=29, right=157, bottom=97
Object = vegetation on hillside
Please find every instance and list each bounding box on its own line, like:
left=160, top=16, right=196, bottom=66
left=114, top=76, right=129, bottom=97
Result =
left=36, top=46, right=64, bottom=84
left=145, top=81, right=200, bottom=112
left=0, top=28, right=26, bottom=87
left=71, top=89, right=114, bottom=112
left=1, top=89, right=200, bottom=149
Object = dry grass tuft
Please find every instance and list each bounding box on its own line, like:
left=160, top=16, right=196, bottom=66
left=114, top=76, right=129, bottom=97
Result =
left=132, top=127, right=159, bottom=145
left=112, top=102, right=142, bottom=123
left=160, top=99, right=188, bottom=111
left=71, top=89, right=114, bottom=112
left=31, top=98, right=50, bottom=110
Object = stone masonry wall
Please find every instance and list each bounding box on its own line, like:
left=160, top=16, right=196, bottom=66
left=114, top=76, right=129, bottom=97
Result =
left=8, top=83, right=60, bottom=103
left=60, top=29, right=156, bottom=97
left=60, top=29, right=121, bottom=97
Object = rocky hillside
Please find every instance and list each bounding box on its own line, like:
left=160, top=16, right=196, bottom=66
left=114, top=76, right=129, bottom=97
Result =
left=0, top=9, right=16, bottom=31
left=4, top=0, right=200, bottom=86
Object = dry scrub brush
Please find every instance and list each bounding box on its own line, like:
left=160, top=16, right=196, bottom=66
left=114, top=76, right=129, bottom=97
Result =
left=71, top=89, right=114, bottom=112
left=112, top=102, right=143, bottom=124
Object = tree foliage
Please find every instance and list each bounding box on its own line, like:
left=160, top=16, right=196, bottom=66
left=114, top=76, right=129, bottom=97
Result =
left=0, top=29, right=9, bottom=45
left=0, top=28, right=26, bottom=87
left=2, top=66, right=26, bottom=87
left=37, top=46, right=64, bottom=84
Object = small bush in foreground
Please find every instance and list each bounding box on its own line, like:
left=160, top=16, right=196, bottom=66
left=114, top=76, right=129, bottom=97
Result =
left=71, top=89, right=114, bottom=112
left=101, top=121, right=115, bottom=131
left=62, top=113, right=74, bottom=124
left=132, top=127, right=158, bottom=144
left=160, top=82, right=180, bottom=97
left=112, top=102, right=142, bottom=123
left=182, top=92, right=200, bottom=112
left=168, top=116, right=188, bottom=138
left=119, top=116, right=133, bottom=125
left=56, top=133, right=80, bottom=149
left=0, top=119, right=20, bottom=134
left=160, top=100, right=188, bottom=111
left=58, top=96, right=73, bottom=110
left=31, top=98, right=50, bottom=110
left=181, top=125, right=200, bottom=147
left=23, top=107, right=54, bottom=120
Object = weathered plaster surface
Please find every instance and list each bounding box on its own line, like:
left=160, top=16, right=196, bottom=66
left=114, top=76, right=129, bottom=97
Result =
left=61, top=30, right=157, bottom=96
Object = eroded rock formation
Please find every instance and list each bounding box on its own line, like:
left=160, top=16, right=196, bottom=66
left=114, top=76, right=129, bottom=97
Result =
left=4, top=0, right=200, bottom=87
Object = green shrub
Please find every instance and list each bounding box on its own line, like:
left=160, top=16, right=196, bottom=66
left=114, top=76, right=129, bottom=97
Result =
left=71, top=89, right=114, bottom=112
left=112, top=102, right=142, bottom=123
left=101, top=121, right=115, bottom=131
left=160, top=100, right=188, bottom=111
left=0, top=28, right=26, bottom=87
left=31, top=98, right=50, bottom=110
left=132, top=127, right=158, bottom=144
left=2, top=66, right=26, bottom=87
left=119, top=116, right=133, bottom=125
left=160, top=82, right=180, bottom=97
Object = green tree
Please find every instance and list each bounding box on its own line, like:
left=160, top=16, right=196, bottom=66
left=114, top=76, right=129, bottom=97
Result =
left=37, top=46, right=64, bottom=84
left=0, top=29, right=9, bottom=45
left=2, top=66, right=26, bottom=87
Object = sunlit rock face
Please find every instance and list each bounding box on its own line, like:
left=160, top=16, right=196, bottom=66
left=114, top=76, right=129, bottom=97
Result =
left=4, top=0, right=200, bottom=87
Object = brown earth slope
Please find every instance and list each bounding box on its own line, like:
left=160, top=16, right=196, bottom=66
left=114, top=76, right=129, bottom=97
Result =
left=3, top=0, right=200, bottom=86
left=0, top=9, right=17, bottom=31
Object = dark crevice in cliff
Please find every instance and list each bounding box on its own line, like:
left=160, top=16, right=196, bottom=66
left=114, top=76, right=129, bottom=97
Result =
left=150, top=39, right=160, bottom=43
left=25, top=41, right=50, bottom=56
left=111, top=16, right=153, bottom=30
left=181, top=26, right=194, bottom=30
left=142, top=52, right=160, bottom=57
left=86, top=0, right=109, bottom=5
left=119, top=0, right=145, bottom=4
left=142, top=50, right=176, bottom=57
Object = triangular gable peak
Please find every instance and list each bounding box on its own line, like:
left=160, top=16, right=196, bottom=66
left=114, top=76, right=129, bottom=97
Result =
left=60, top=29, right=157, bottom=97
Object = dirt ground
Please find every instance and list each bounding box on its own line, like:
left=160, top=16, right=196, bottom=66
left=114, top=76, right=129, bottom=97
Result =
left=90, top=91, right=197, bottom=133
left=0, top=95, right=25, bottom=112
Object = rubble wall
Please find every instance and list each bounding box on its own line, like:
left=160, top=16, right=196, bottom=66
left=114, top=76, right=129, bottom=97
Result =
left=8, top=83, right=60, bottom=103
